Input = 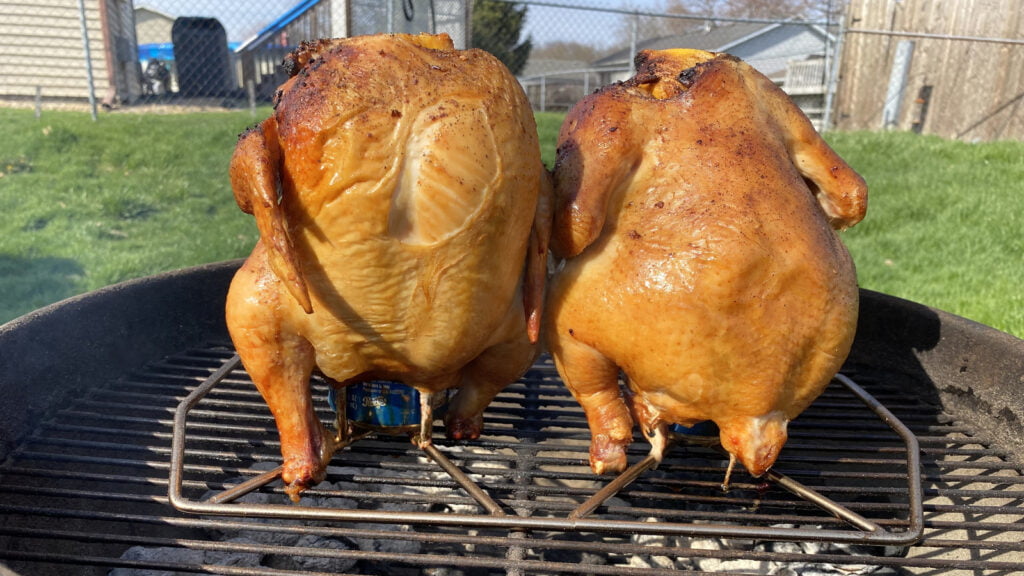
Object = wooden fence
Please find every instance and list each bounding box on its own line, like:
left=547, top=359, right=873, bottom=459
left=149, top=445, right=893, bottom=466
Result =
left=834, top=0, right=1024, bottom=141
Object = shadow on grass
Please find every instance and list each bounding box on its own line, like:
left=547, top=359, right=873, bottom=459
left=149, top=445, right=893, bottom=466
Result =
left=0, top=255, right=85, bottom=324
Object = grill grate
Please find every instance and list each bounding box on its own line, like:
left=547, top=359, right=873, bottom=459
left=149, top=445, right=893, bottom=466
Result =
left=168, top=355, right=924, bottom=544
left=1, top=342, right=1023, bottom=575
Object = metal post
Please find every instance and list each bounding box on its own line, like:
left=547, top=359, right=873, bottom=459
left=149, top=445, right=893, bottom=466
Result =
left=76, top=0, right=98, bottom=121
left=882, top=40, right=915, bottom=130
left=540, top=75, right=546, bottom=112
left=822, top=15, right=845, bottom=132
left=247, top=79, right=256, bottom=118
left=629, top=11, right=639, bottom=73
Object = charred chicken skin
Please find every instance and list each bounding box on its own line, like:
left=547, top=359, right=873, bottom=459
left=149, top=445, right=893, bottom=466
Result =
left=546, top=49, right=867, bottom=481
left=225, top=33, right=550, bottom=500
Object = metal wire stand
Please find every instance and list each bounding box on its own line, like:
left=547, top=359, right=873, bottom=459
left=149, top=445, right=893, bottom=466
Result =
left=169, top=354, right=924, bottom=545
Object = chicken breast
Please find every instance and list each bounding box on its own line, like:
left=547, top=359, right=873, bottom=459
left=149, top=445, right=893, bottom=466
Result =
left=546, top=49, right=867, bottom=480
left=225, top=33, right=550, bottom=500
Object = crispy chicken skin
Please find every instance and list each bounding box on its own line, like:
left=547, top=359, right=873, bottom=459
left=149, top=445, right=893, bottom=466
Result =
left=225, top=33, right=550, bottom=500
left=546, top=49, right=867, bottom=479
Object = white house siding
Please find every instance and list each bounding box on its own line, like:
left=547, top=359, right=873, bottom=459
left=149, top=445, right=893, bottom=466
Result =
left=721, top=26, right=828, bottom=82
left=134, top=6, right=173, bottom=45
left=0, top=0, right=139, bottom=104
left=593, top=23, right=828, bottom=86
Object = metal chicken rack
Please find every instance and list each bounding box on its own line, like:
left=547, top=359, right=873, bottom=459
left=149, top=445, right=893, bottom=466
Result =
left=168, top=354, right=924, bottom=546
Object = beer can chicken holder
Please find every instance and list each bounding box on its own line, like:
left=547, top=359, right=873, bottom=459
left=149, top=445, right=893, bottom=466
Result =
left=169, top=354, right=924, bottom=546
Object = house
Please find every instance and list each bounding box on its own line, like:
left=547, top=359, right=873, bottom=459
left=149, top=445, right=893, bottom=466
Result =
left=235, top=0, right=470, bottom=101
left=557, top=21, right=833, bottom=125
left=0, top=0, right=142, bottom=107
left=0, top=0, right=468, bottom=108
left=600, top=21, right=831, bottom=125
left=595, top=22, right=830, bottom=82
left=233, top=0, right=345, bottom=101
left=134, top=4, right=174, bottom=45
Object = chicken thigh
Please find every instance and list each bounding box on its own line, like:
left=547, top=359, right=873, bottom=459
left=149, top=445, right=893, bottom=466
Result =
left=546, top=49, right=867, bottom=480
left=225, top=33, right=550, bottom=499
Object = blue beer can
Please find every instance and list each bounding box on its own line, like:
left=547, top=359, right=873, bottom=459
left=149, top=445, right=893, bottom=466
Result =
left=328, top=381, right=450, bottom=434
left=670, top=420, right=720, bottom=437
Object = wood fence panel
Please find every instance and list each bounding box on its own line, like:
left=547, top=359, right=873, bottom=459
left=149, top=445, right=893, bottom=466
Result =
left=835, top=0, right=1024, bottom=141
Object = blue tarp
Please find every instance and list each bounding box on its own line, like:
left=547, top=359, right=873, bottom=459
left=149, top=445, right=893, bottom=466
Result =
left=138, top=42, right=175, bottom=61
left=138, top=41, right=241, bottom=62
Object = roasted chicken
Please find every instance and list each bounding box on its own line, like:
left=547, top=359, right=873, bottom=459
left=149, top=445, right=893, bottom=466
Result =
left=546, top=49, right=867, bottom=481
left=225, top=33, right=550, bottom=500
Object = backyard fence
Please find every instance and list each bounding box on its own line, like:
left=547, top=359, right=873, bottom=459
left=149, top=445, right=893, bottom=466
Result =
left=836, top=0, right=1024, bottom=141
left=1, top=0, right=1021, bottom=140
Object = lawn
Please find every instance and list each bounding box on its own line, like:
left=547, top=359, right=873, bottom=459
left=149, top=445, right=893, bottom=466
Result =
left=826, top=131, right=1023, bottom=338
left=0, top=107, right=262, bottom=321
left=1, top=107, right=1021, bottom=338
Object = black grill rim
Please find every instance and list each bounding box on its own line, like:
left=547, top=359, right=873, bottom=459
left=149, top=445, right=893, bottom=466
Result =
left=0, top=260, right=239, bottom=463
left=2, top=260, right=1023, bottom=576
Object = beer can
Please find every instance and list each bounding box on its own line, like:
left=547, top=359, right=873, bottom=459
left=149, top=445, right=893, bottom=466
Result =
left=670, top=420, right=719, bottom=437
left=328, top=381, right=452, bottom=435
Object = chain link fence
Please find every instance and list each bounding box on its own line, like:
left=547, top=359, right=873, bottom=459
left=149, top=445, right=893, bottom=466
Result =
left=511, top=1, right=839, bottom=128
left=1, top=1, right=838, bottom=124
left=2, top=1, right=1021, bottom=138
left=0, top=0, right=472, bottom=112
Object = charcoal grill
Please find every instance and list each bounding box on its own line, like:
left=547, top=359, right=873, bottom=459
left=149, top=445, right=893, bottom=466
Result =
left=2, top=259, right=1023, bottom=575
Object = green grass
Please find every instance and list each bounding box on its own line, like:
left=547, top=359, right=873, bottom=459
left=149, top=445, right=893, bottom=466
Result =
left=535, top=111, right=563, bottom=168
left=1, top=108, right=1021, bottom=339
left=825, top=131, right=1024, bottom=337
left=0, top=107, right=263, bottom=320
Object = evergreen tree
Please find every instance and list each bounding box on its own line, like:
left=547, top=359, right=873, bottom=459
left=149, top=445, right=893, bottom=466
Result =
left=471, top=0, right=532, bottom=75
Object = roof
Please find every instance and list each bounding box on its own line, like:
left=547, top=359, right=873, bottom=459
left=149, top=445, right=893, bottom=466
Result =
left=236, top=0, right=321, bottom=52
left=593, top=21, right=767, bottom=67
left=593, top=21, right=829, bottom=78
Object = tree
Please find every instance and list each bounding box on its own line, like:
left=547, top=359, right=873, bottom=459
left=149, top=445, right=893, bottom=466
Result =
left=471, top=0, right=532, bottom=75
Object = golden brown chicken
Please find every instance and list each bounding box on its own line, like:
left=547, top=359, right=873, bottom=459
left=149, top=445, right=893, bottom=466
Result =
left=225, top=33, right=550, bottom=500
left=546, top=49, right=867, bottom=481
